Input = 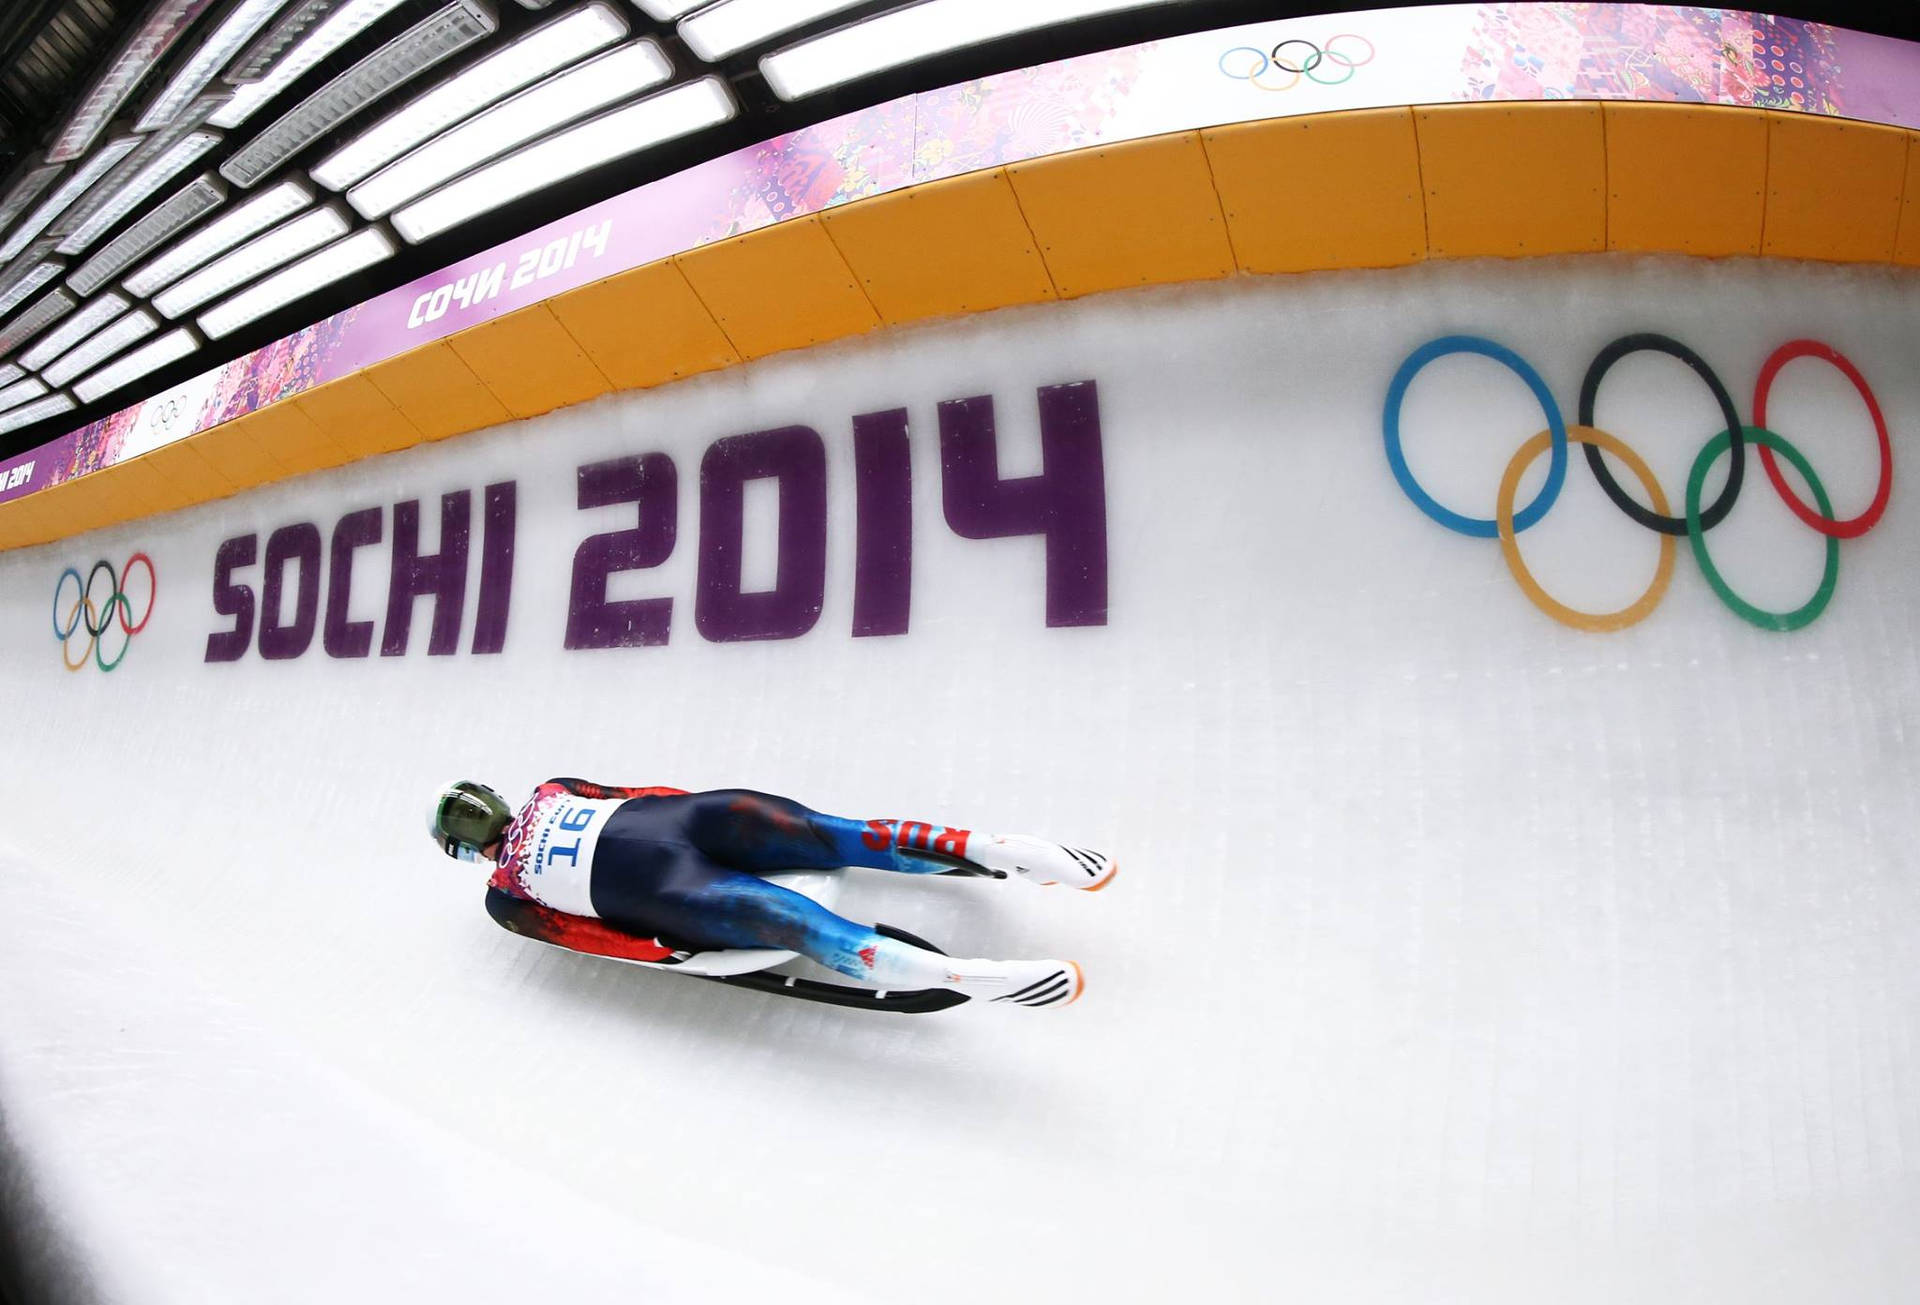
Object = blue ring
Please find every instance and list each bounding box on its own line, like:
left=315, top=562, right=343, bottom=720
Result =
left=52, top=566, right=84, bottom=639
left=1383, top=335, right=1568, bottom=538
left=1218, top=46, right=1269, bottom=79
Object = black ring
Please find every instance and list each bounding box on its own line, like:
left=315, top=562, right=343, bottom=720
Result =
left=1270, top=39, right=1323, bottom=74
left=82, top=558, right=118, bottom=638
left=1578, top=333, right=1745, bottom=535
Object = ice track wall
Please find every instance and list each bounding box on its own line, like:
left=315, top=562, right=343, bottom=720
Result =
left=3, top=257, right=1920, bottom=1302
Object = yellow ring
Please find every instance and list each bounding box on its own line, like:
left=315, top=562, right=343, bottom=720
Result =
left=1496, top=425, right=1676, bottom=633
left=61, top=596, right=96, bottom=672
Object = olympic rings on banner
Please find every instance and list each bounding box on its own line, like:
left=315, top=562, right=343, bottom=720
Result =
left=1382, top=334, right=1889, bottom=633
left=52, top=552, right=155, bottom=672
left=1217, top=33, right=1374, bottom=92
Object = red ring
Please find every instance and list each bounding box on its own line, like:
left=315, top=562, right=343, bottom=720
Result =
left=118, top=552, right=157, bottom=634
left=1752, top=339, right=1891, bottom=539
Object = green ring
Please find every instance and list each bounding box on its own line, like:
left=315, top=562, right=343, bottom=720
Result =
left=1306, top=55, right=1357, bottom=85
left=1686, top=426, right=1840, bottom=632
left=94, top=593, right=134, bottom=671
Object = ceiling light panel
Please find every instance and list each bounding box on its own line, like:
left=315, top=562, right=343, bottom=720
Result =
left=56, top=133, right=223, bottom=257
left=633, top=0, right=702, bottom=18
left=47, top=109, right=220, bottom=244
left=151, top=206, right=349, bottom=317
left=311, top=0, right=629, bottom=192
left=44, top=310, right=162, bottom=388
left=211, top=0, right=417, bottom=129
left=0, top=163, right=65, bottom=246
left=0, top=139, right=140, bottom=263
left=680, top=0, right=868, bottom=61
left=138, top=0, right=297, bottom=132
left=229, top=0, right=351, bottom=83
left=761, top=0, right=1181, bottom=99
left=0, top=377, right=49, bottom=413
left=23, top=294, right=132, bottom=372
left=0, top=290, right=76, bottom=359
left=347, top=38, right=671, bottom=219
left=74, top=329, right=200, bottom=405
left=68, top=176, right=228, bottom=297
left=199, top=226, right=394, bottom=337
left=0, top=393, right=75, bottom=436
left=0, top=257, right=66, bottom=319
left=221, top=0, right=498, bottom=190
left=124, top=179, right=313, bottom=298
left=393, top=76, right=734, bottom=241
left=0, top=364, right=19, bottom=388
left=48, top=0, right=221, bottom=160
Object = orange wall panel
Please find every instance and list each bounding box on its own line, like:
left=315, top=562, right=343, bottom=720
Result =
left=231, top=402, right=358, bottom=477
left=674, top=217, right=879, bottom=360
left=548, top=259, right=741, bottom=391
left=364, top=339, right=511, bottom=441
left=1416, top=102, right=1606, bottom=257
left=1605, top=103, right=1767, bottom=256
left=1202, top=109, right=1426, bottom=273
left=110, top=456, right=190, bottom=518
left=179, top=421, right=286, bottom=493
left=821, top=168, right=1057, bottom=322
left=1763, top=112, right=1906, bottom=261
left=296, top=374, right=425, bottom=457
left=447, top=304, right=612, bottom=420
left=1007, top=132, right=1234, bottom=297
left=1894, top=131, right=1920, bottom=268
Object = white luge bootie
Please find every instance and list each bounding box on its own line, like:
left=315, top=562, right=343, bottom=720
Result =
left=971, top=833, right=1118, bottom=890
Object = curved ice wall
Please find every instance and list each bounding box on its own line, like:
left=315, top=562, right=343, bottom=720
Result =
left=1, top=253, right=1917, bottom=1302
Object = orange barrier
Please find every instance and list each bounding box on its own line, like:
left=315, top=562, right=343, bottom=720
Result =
left=2, top=101, right=1916, bottom=551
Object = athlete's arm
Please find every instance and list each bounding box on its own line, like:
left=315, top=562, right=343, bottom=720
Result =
left=484, top=887, right=678, bottom=963
left=546, top=777, right=690, bottom=801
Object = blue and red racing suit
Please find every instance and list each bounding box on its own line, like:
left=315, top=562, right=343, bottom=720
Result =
left=485, top=780, right=976, bottom=980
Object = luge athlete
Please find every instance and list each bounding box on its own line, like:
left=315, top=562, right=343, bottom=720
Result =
left=429, top=779, right=1116, bottom=1010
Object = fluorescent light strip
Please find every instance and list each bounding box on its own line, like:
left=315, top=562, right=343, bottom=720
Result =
left=0, top=261, right=65, bottom=319
left=761, top=0, right=1182, bottom=99
left=23, top=294, right=131, bottom=372
left=47, top=108, right=218, bottom=243
left=0, top=364, right=19, bottom=387
left=229, top=0, right=351, bottom=83
left=0, top=140, right=140, bottom=263
left=312, top=1, right=629, bottom=191
left=151, top=206, right=348, bottom=317
left=47, top=0, right=219, bottom=160
left=138, top=0, right=295, bottom=132
left=348, top=39, right=672, bottom=219
left=633, top=0, right=702, bottom=18
left=56, top=133, right=223, bottom=257
left=211, top=0, right=416, bottom=129
left=124, top=179, right=312, bottom=298
left=394, top=76, right=734, bottom=242
left=74, top=329, right=200, bottom=405
left=222, top=0, right=497, bottom=190
left=199, top=226, right=394, bottom=337
left=0, top=377, right=48, bottom=413
left=0, top=393, right=74, bottom=435
left=681, top=0, right=868, bottom=61
left=44, top=311, right=161, bottom=388
left=0, top=163, right=64, bottom=245
left=0, top=289, right=76, bottom=358
left=68, top=176, right=227, bottom=297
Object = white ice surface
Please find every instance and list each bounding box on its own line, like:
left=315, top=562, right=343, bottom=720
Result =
left=1, top=256, right=1918, bottom=1302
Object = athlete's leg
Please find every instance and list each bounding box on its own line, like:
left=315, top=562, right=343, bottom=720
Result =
left=688, top=789, right=1119, bottom=889
left=679, top=790, right=971, bottom=876
left=595, top=846, right=1082, bottom=1004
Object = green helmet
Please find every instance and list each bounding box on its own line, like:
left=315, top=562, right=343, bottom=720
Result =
left=429, top=780, right=511, bottom=862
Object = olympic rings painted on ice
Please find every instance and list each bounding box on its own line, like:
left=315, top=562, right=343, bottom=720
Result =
left=1382, top=334, right=1889, bottom=633
left=52, top=552, right=155, bottom=672
left=1218, top=34, right=1374, bottom=91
